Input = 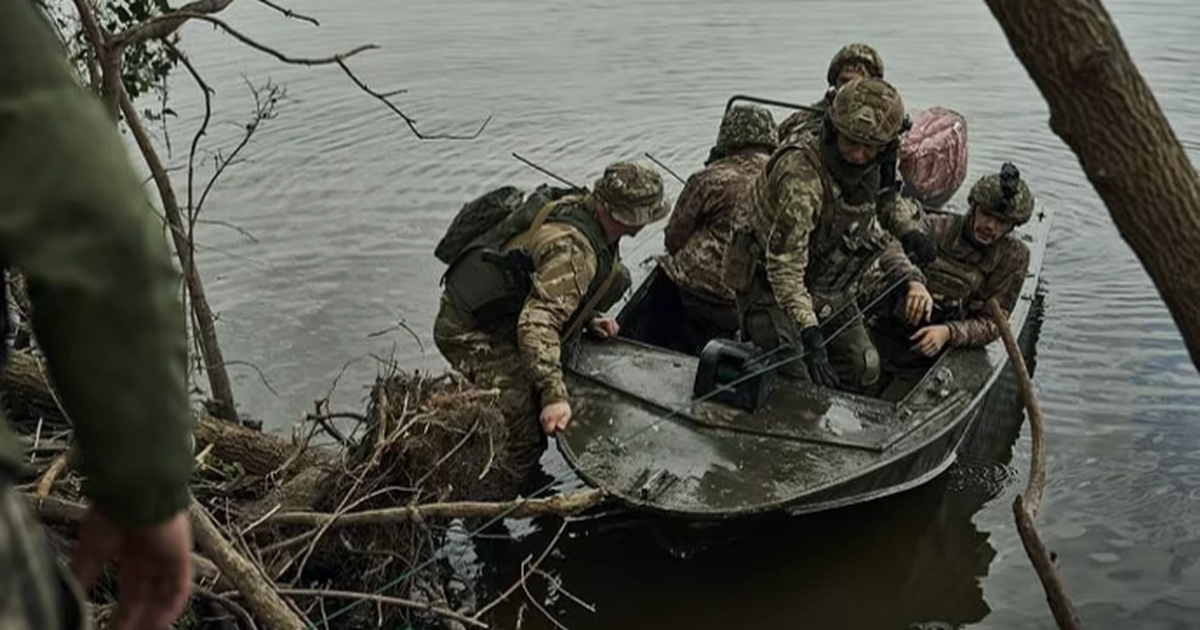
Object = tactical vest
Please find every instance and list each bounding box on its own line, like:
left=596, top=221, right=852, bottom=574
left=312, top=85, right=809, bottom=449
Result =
left=736, top=143, right=888, bottom=296
left=442, top=197, right=616, bottom=337
left=921, top=213, right=993, bottom=318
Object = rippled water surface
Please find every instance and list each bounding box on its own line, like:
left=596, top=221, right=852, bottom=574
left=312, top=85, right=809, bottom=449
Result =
left=160, top=0, right=1200, bottom=627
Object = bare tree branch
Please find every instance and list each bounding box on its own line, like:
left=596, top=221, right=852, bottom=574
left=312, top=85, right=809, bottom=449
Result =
left=335, top=58, right=493, bottom=141
left=122, top=11, right=377, bottom=65
left=224, top=360, right=281, bottom=398
left=172, top=43, right=214, bottom=271
left=197, top=78, right=285, bottom=218
left=196, top=219, right=261, bottom=244
left=253, top=0, right=319, bottom=26
left=112, top=0, right=237, bottom=49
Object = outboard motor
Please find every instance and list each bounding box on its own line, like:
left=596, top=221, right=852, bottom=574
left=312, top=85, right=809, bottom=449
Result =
left=693, top=338, right=776, bottom=411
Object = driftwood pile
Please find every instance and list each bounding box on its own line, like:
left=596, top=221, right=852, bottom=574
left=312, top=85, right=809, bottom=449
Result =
left=4, top=351, right=604, bottom=629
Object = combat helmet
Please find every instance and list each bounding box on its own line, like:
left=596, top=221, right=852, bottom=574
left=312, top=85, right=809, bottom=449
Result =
left=827, top=43, right=885, bottom=86
left=708, top=104, right=778, bottom=164
left=967, top=162, right=1035, bottom=226
left=593, top=161, right=669, bottom=227
left=827, top=77, right=906, bottom=146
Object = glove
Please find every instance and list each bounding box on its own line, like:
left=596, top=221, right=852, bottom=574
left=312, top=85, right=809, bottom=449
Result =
left=799, top=326, right=841, bottom=389
left=901, top=230, right=938, bottom=265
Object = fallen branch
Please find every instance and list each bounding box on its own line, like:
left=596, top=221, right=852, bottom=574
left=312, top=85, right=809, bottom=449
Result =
left=190, top=498, right=309, bottom=629
left=194, top=587, right=260, bottom=630
left=987, top=298, right=1083, bottom=630
left=265, top=489, right=607, bottom=530
left=35, top=452, right=70, bottom=498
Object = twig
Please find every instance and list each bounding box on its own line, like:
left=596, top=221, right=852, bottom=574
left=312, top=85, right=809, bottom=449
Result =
left=253, top=0, right=319, bottom=25
left=266, top=489, right=607, bottom=531
left=366, top=319, right=426, bottom=353
left=306, top=412, right=352, bottom=447
left=194, top=587, right=260, bottom=630
left=475, top=520, right=568, bottom=620
left=35, top=452, right=70, bottom=498
left=335, top=58, right=492, bottom=141
left=197, top=77, right=285, bottom=217
left=173, top=42, right=212, bottom=288
left=987, top=298, right=1083, bottom=630
left=190, top=498, right=308, bottom=629
left=195, top=219, right=261, bottom=243
left=413, top=419, right=480, bottom=490
left=532, top=568, right=595, bottom=614
left=520, top=555, right=568, bottom=630
left=224, top=360, right=281, bottom=397
left=130, top=12, right=377, bottom=66
left=229, top=588, right=489, bottom=629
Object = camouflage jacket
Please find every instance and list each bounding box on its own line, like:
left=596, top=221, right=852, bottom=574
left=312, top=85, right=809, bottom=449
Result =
left=924, top=213, right=1031, bottom=347
left=662, top=151, right=769, bottom=302
left=777, top=97, right=828, bottom=147
left=516, top=222, right=609, bottom=407
left=0, top=2, right=192, bottom=526
left=745, top=144, right=922, bottom=330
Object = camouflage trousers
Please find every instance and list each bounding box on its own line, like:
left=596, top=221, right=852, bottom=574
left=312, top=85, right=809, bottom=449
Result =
left=672, top=282, right=740, bottom=356
left=0, top=481, right=88, bottom=630
left=432, top=295, right=547, bottom=484
left=738, top=281, right=881, bottom=394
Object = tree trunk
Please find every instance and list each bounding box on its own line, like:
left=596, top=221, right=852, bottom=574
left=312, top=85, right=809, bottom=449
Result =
left=115, top=88, right=239, bottom=420
left=982, top=0, right=1200, bottom=373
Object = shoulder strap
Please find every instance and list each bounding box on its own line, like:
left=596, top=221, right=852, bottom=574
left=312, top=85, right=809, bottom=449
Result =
left=562, top=262, right=621, bottom=342
left=503, top=196, right=580, bottom=252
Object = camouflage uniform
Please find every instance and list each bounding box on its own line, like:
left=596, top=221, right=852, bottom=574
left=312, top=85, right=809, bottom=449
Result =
left=873, top=165, right=1034, bottom=367
left=778, top=43, right=885, bottom=147
left=724, top=78, right=925, bottom=393
left=434, top=162, right=667, bottom=482
left=1, top=3, right=193, bottom=627
left=662, top=105, right=776, bottom=354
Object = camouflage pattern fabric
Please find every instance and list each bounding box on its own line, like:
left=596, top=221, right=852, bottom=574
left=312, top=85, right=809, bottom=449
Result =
left=433, top=295, right=546, bottom=481
left=827, top=77, right=906, bottom=147
left=0, top=485, right=87, bottom=630
left=777, top=101, right=827, bottom=147
left=663, top=151, right=770, bottom=303
left=739, top=283, right=882, bottom=391
left=434, top=220, right=608, bottom=480
left=968, top=164, right=1035, bottom=225
left=926, top=213, right=1031, bottom=347
left=826, top=43, right=885, bottom=85
left=593, top=161, right=669, bottom=227
left=708, top=104, right=777, bottom=163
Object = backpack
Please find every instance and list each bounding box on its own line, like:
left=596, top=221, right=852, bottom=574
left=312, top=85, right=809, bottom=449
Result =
left=434, top=183, right=582, bottom=266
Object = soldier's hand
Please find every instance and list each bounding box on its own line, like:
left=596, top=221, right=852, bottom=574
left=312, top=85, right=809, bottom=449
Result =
left=71, top=507, right=193, bottom=630
left=910, top=325, right=951, bottom=357
left=540, top=401, right=572, bottom=435
left=799, top=326, right=841, bottom=389
left=588, top=317, right=620, bottom=340
left=904, top=281, right=934, bottom=326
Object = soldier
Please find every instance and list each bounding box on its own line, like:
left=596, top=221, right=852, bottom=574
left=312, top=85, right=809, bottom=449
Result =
left=434, top=161, right=668, bottom=482
left=722, top=77, right=936, bottom=393
left=874, top=163, right=1034, bottom=366
left=2, top=2, right=194, bottom=629
left=777, top=42, right=885, bottom=147
left=661, top=104, right=778, bottom=354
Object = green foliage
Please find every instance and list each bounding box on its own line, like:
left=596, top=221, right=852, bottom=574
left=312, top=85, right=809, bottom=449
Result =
left=101, top=0, right=182, bottom=101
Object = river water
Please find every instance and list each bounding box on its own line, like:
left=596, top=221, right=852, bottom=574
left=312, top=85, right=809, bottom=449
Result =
left=159, top=0, right=1200, bottom=627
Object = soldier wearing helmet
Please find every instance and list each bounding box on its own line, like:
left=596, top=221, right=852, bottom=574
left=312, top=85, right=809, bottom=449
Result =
left=778, top=42, right=885, bottom=147
left=872, top=162, right=1035, bottom=366
left=722, top=77, right=935, bottom=393
left=661, top=104, right=778, bottom=354
left=435, top=160, right=667, bottom=482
